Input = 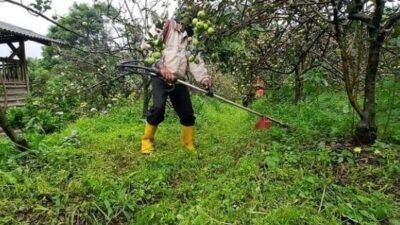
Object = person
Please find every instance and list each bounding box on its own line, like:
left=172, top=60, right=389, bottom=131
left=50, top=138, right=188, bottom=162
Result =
left=254, top=76, right=265, bottom=98
left=140, top=13, right=212, bottom=154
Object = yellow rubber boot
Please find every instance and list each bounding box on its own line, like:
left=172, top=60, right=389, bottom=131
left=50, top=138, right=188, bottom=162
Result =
left=141, top=123, right=157, bottom=154
left=182, top=126, right=195, bottom=151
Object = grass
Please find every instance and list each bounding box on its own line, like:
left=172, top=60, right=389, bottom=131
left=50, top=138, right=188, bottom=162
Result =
left=0, top=88, right=399, bottom=224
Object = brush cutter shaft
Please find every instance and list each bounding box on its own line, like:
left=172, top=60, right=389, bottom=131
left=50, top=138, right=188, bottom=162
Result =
left=177, top=79, right=287, bottom=127
left=180, top=80, right=258, bottom=117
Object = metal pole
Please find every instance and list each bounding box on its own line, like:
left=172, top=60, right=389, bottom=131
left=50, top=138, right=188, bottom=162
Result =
left=177, top=80, right=289, bottom=127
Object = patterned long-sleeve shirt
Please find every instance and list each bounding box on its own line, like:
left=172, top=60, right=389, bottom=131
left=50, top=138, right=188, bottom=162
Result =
left=161, top=19, right=210, bottom=83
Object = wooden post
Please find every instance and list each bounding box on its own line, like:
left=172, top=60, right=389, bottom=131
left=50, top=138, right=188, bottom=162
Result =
left=18, top=41, right=29, bottom=92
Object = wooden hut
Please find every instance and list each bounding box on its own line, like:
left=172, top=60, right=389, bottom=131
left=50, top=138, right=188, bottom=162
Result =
left=0, top=20, right=62, bottom=107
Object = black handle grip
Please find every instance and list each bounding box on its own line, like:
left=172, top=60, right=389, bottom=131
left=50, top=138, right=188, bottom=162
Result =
left=206, top=87, right=214, bottom=97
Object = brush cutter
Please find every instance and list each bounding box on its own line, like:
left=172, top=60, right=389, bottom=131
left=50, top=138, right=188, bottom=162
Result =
left=116, top=61, right=290, bottom=129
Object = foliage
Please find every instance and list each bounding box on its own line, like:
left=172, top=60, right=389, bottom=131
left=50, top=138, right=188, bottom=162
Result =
left=29, top=0, right=52, bottom=13
left=39, top=2, right=133, bottom=107
left=1, top=0, right=399, bottom=222
left=10, top=4, right=140, bottom=137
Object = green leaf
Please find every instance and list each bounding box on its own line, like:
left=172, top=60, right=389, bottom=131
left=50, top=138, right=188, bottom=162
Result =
left=356, top=195, right=371, bottom=204
left=104, top=199, right=113, bottom=216
left=34, top=205, right=48, bottom=212
left=304, top=176, right=316, bottom=184
left=360, top=209, right=371, bottom=218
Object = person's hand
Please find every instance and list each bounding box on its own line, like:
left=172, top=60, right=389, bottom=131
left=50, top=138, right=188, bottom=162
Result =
left=201, top=77, right=212, bottom=89
left=159, top=65, right=176, bottom=82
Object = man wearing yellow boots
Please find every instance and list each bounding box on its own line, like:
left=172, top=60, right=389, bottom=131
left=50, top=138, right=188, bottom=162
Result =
left=140, top=16, right=212, bottom=154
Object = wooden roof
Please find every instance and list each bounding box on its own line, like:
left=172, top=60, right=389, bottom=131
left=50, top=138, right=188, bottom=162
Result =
left=0, top=21, right=64, bottom=45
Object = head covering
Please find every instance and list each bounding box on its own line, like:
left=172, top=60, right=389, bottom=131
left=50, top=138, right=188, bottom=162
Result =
left=174, top=4, right=196, bottom=36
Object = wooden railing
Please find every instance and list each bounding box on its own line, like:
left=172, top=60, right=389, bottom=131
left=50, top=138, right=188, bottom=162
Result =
left=0, top=59, right=28, bottom=108
left=0, top=58, right=27, bottom=84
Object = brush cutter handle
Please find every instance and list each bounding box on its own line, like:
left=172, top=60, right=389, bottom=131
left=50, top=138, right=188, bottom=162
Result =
left=205, top=87, right=214, bottom=97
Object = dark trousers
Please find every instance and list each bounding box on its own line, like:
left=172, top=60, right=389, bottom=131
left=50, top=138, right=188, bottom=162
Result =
left=147, top=77, right=196, bottom=126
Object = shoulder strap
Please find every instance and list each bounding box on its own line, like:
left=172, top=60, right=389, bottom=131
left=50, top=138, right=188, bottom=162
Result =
left=163, top=20, right=174, bottom=44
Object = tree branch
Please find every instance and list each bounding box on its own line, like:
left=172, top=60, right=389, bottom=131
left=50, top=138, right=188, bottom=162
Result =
left=348, top=13, right=372, bottom=24
left=3, top=0, right=86, bottom=39
left=384, top=10, right=400, bottom=30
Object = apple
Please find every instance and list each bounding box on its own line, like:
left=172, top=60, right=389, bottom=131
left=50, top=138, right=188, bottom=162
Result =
left=196, top=21, right=204, bottom=30
left=207, top=27, right=215, bottom=34
left=189, top=55, right=195, bottom=62
left=192, top=38, right=199, bottom=46
left=197, top=10, right=206, bottom=19
left=353, top=147, right=362, bottom=154
left=152, top=52, right=161, bottom=59
left=146, top=57, right=156, bottom=65
left=153, top=38, right=163, bottom=47
left=192, top=18, right=198, bottom=26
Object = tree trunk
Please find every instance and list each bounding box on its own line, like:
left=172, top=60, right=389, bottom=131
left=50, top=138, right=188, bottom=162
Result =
left=0, top=106, right=29, bottom=151
left=354, top=31, right=385, bottom=144
left=354, top=0, right=386, bottom=145
left=294, top=67, right=303, bottom=104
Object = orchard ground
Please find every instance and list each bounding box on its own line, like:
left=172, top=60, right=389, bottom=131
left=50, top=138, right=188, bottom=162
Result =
left=0, top=82, right=399, bottom=224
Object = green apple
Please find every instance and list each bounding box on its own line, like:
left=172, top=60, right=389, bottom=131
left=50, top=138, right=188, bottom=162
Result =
left=192, top=38, right=199, bottom=46
left=197, top=10, right=206, bottom=19
left=145, top=57, right=156, bottom=65
left=189, top=55, right=195, bottom=62
left=353, top=147, right=362, bottom=154
left=192, top=18, right=198, bottom=26
left=207, top=27, right=215, bottom=34
left=153, top=38, right=163, bottom=47
left=152, top=52, right=161, bottom=59
left=196, top=21, right=204, bottom=29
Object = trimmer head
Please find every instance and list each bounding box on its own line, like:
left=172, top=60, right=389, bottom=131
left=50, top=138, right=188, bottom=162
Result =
left=255, top=116, right=272, bottom=130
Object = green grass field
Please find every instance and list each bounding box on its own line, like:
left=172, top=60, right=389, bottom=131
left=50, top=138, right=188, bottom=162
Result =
left=0, top=91, right=399, bottom=224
